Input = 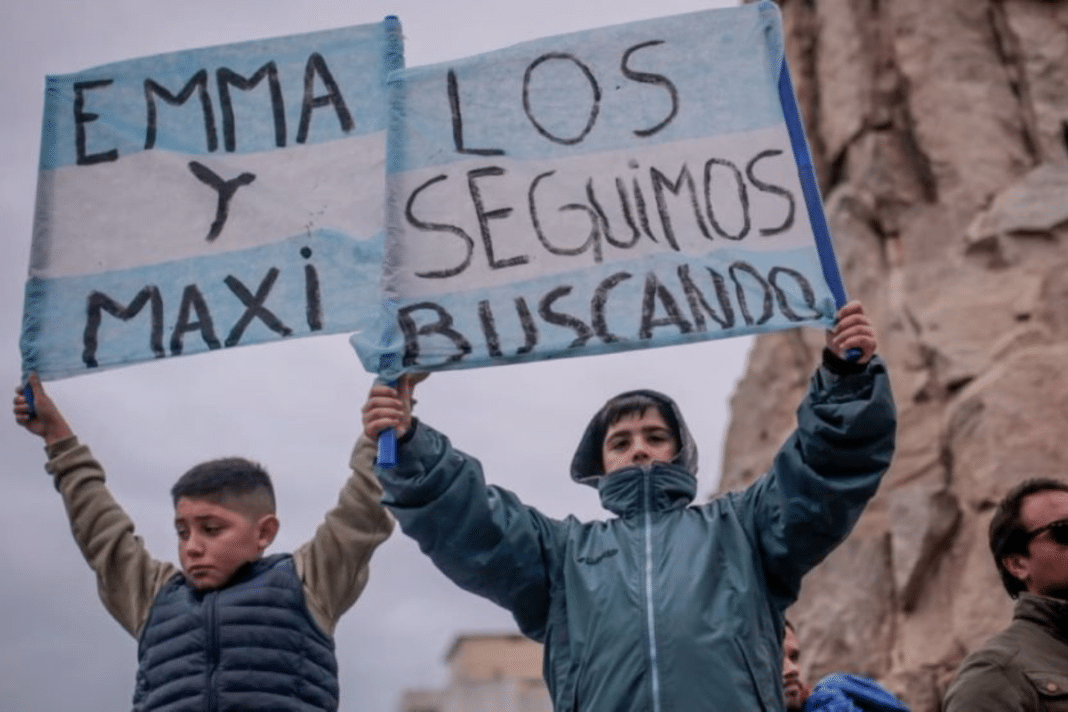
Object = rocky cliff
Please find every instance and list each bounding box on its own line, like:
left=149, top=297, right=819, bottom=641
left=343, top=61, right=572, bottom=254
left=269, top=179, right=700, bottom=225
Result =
left=722, top=2, right=1068, bottom=709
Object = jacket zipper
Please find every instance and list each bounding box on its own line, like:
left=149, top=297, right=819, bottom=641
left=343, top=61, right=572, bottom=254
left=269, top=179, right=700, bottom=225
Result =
left=643, top=470, right=662, bottom=712
left=206, top=591, right=219, bottom=712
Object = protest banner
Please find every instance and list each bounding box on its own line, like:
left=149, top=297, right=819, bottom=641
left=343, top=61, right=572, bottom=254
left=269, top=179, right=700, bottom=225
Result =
left=21, top=18, right=402, bottom=380
left=354, top=0, right=847, bottom=379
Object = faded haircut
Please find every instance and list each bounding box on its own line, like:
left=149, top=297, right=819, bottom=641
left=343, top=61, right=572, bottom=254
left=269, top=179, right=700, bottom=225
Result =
left=171, top=457, right=276, bottom=518
left=989, top=477, right=1068, bottom=598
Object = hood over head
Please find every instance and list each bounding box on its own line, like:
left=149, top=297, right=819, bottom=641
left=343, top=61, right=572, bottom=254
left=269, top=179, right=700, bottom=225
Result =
left=571, top=389, right=698, bottom=487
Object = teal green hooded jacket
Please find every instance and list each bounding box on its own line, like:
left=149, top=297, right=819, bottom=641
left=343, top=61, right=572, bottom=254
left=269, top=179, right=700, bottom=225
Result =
left=378, top=355, right=895, bottom=712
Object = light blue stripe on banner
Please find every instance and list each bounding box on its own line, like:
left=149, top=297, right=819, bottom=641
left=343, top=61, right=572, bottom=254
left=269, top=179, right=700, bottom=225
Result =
left=388, top=1, right=784, bottom=171
left=356, top=245, right=835, bottom=374
left=21, top=231, right=383, bottom=380
left=40, top=21, right=394, bottom=170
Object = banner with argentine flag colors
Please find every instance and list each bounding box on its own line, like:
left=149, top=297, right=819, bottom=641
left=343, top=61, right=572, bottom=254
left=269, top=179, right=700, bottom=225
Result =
left=354, top=0, right=847, bottom=379
left=22, top=19, right=402, bottom=380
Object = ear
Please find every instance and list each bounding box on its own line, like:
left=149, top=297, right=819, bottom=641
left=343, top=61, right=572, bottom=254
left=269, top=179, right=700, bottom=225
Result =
left=255, top=514, right=280, bottom=551
left=1003, top=553, right=1031, bottom=589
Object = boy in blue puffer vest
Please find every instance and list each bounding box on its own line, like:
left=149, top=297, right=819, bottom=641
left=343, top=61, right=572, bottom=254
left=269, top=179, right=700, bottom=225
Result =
left=363, top=300, right=896, bottom=712
left=13, top=375, right=393, bottom=712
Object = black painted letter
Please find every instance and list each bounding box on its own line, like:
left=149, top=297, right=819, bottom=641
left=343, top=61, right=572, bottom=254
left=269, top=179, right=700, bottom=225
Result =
left=448, top=69, right=505, bottom=156
left=467, top=166, right=528, bottom=270
left=297, top=53, right=354, bottom=144
left=746, top=150, right=795, bottom=237
left=224, top=269, right=292, bottom=346
left=621, top=41, right=678, bottom=139
left=144, top=70, right=217, bottom=152
left=83, top=286, right=164, bottom=367
left=74, top=79, right=119, bottom=165
left=188, top=161, right=256, bottom=241
left=217, top=63, right=286, bottom=151
left=523, top=53, right=601, bottom=145
left=398, top=302, right=473, bottom=367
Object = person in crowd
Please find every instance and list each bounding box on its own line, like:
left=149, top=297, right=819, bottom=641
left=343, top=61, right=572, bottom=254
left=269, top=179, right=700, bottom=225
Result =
left=943, top=477, right=1068, bottom=712
left=783, top=619, right=909, bottom=711
left=13, top=374, right=393, bottom=712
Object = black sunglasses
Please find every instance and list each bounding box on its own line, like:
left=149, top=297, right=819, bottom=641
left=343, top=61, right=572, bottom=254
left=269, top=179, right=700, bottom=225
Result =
left=1025, top=518, right=1068, bottom=546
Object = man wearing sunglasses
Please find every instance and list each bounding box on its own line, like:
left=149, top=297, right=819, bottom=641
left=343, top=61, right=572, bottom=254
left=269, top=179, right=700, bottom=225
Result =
left=944, top=478, right=1068, bottom=711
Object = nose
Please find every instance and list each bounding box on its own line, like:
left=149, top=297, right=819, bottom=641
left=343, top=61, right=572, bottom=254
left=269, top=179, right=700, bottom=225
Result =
left=183, top=533, right=205, bottom=558
left=631, top=440, right=651, bottom=463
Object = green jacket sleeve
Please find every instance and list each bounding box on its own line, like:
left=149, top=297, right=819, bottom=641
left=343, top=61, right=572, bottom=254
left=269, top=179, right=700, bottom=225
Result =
left=376, top=421, right=558, bottom=640
left=740, top=355, right=896, bottom=606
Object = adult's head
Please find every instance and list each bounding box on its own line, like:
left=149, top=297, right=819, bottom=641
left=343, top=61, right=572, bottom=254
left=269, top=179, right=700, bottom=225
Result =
left=171, top=457, right=280, bottom=590
left=570, top=389, right=698, bottom=485
left=783, top=620, right=810, bottom=711
left=989, top=477, right=1068, bottom=600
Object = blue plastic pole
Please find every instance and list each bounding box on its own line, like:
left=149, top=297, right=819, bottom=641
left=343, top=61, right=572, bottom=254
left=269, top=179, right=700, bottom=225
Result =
left=777, top=59, right=861, bottom=363
left=376, top=352, right=398, bottom=468
left=23, top=382, right=36, bottom=418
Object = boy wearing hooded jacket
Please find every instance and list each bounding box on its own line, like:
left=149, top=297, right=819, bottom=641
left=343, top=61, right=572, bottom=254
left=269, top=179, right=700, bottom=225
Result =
left=363, top=300, right=895, bottom=712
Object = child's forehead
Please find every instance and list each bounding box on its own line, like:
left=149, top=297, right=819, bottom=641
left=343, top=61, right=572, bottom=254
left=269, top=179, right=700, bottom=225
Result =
left=604, top=408, right=670, bottom=433
left=605, top=404, right=664, bottom=427
left=174, top=494, right=248, bottom=519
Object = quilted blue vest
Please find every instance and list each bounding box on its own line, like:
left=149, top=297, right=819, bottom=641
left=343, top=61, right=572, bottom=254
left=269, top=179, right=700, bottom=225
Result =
left=132, top=553, right=339, bottom=712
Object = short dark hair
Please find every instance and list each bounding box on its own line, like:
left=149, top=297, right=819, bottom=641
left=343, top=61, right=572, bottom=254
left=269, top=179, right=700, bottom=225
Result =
left=595, top=392, right=681, bottom=472
left=171, top=457, right=276, bottom=516
left=989, top=477, right=1068, bottom=598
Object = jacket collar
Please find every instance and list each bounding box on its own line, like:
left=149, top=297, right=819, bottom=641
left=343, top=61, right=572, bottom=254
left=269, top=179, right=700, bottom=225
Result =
left=597, top=462, right=697, bottom=518
left=1015, top=593, right=1068, bottom=643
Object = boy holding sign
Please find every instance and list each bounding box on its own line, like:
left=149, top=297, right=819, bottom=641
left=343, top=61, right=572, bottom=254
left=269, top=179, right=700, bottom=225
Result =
left=363, top=300, right=895, bottom=712
left=13, top=375, right=392, bottom=712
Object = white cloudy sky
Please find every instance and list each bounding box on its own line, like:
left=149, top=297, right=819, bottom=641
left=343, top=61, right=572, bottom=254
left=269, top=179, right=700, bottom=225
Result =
left=0, top=2, right=747, bottom=710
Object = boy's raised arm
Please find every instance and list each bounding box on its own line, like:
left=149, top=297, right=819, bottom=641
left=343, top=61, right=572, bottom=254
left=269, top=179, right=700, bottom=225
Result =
left=295, top=372, right=430, bottom=632
left=363, top=377, right=556, bottom=640
left=13, top=375, right=177, bottom=637
left=293, top=431, right=395, bottom=635
left=742, top=301, right=897, bottom=603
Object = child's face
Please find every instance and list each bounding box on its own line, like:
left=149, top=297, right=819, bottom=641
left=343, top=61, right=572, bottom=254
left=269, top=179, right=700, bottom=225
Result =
left=600, top=409, right=678, bottom=475
left=174, top=496, right=274, bottom=590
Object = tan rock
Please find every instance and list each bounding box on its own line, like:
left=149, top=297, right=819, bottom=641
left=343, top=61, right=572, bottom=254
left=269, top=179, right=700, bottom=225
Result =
left=965, top=162, right=1068, bottom=243
left=887, top=0, right=1031, bottom=216
left=943, top=344, right=1068, bottom=506
left=889, top=485, right=960, bottom=612
left=1001, top=0, right=1068, bottom=164
left=791, top=531, right=895, bottom=682
left=723, top=4, right=1068, bottom=710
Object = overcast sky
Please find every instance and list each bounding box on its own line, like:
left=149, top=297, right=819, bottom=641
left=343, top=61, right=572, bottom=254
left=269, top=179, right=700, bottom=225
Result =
left=0, top=2, right=746, bottom=710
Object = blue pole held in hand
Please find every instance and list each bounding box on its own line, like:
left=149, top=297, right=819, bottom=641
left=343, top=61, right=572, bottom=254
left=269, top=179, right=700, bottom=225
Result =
left=376, top=379, right=398, bottom=468
left=377, top=353, right=398, bottom=468
left=23, top=382, right=36, bottom=419
left=779, top=60, right=862, bottom=365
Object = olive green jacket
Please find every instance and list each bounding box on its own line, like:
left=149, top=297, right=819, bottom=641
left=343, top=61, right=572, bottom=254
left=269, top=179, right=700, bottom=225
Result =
left=944, top=594, right=1068, bottom=712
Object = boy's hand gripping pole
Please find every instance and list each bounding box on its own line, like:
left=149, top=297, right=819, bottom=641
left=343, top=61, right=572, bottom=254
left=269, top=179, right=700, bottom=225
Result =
left=22, top=378, right=36, bottom=419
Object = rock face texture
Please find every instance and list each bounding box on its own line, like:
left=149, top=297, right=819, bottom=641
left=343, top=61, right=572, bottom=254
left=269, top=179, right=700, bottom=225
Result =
left=722, top=2, right=1068, bottom=709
